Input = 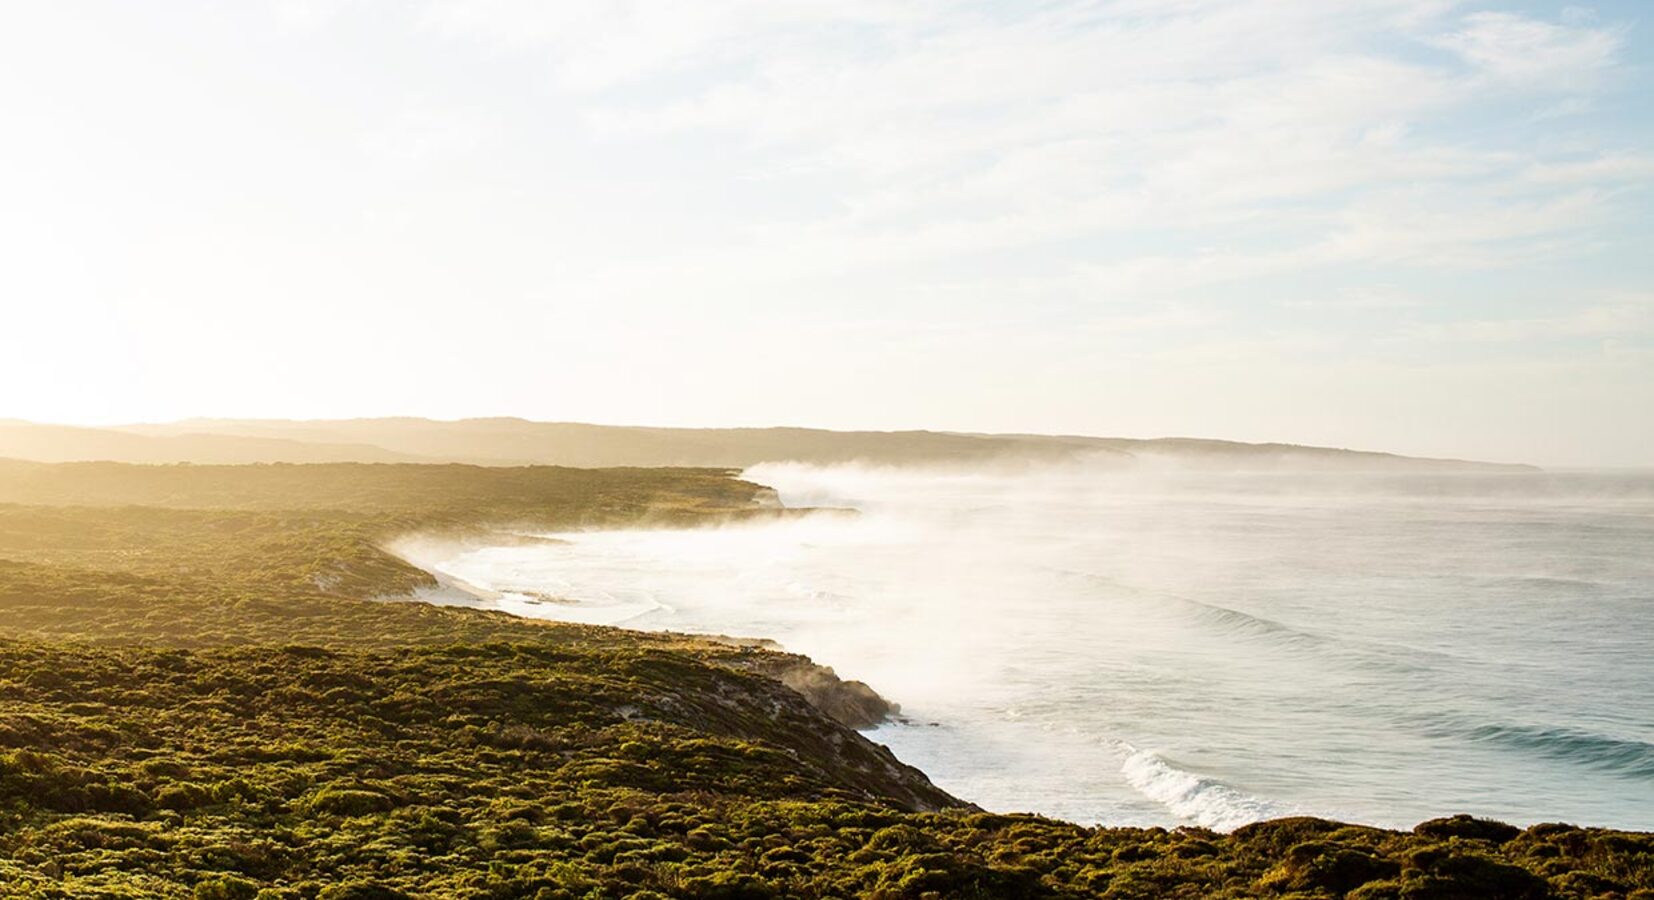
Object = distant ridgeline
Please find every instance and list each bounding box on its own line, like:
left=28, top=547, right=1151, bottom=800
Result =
left=2, top=459, right=1642, bottom=899
left=0, top=417, right=1537, bottom=471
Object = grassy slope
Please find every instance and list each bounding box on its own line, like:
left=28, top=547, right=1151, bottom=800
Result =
left=0, top=460, right=1645, bottom=899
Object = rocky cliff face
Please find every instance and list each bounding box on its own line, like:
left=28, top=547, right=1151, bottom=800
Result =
left=727, top=651, right=896, bottom=731
left=691, top=634, right=898, bottom=731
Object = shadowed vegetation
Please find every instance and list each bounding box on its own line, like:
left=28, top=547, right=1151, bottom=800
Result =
left=0, top=459, right=1646, bottom=898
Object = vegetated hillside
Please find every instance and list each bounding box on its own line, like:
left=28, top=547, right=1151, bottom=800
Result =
left=0, top=460, right=1641, bottom=899
left=120, top=418, right=1123, bottom=468
left=0, top=422, right=430, bottom=465
left=117, top=417, right=1536, bottom=472
left=0, top=458, right=759, bottom=523
left=994, top=434, right=1542, bottom=472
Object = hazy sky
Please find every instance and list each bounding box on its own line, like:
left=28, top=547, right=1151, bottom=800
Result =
left=2, top=1, right=1650, bottom=465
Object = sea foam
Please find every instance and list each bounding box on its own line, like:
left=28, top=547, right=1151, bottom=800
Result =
left=1114, top=742, right=1291, bottom=830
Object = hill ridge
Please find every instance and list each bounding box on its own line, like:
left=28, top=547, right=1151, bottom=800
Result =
left=0, top=417, right=1538, bottom=472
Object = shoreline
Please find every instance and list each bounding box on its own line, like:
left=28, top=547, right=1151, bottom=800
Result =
left=374, top=475, right=1654, bottom=837
left=381, top=527, right=1350, bottom=834
left=382, top=528, right=905, bottom=733
left=379, top=531, right=1654, bottom=839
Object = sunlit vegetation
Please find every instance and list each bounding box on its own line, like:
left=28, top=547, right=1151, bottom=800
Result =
left=0, top=460, right=1646, bottom=897
left=0, top=458, right=760, bottom=520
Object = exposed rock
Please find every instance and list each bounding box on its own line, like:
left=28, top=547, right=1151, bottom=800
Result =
left=695, top=634, right=898, bottom=730
left=758, top=658, right=895, bottom=731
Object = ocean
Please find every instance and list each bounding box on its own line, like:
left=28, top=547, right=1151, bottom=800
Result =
left=417, top=463, right=1654, bottom=831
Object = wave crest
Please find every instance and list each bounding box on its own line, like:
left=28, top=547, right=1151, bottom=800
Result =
left=1114, top=742, right=1289, bottom=831
left=1451, top=723, right=1654, bottom=779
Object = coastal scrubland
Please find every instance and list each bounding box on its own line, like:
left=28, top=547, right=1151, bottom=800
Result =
left=0, top=460, right=1645, bottom=898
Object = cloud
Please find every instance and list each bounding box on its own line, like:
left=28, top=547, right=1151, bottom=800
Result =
left=1433, top=11, right=1625, bottom=90
left=1402, top=297, right=1654, bottom=345
left=411, top=2, right=1638, bottom=297
left=357, top=104, right=498, bottom=171
left=418, top=0, right=930, bottom=91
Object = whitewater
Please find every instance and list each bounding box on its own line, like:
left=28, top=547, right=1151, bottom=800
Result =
left=415, top=464, right=1654, bottom=831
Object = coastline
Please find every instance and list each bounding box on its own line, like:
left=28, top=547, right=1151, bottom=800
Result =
left=379, top=526, right=1654, bottom=845
left=379, top=521, right=1324, bottom=834
left=374, top=469, right=1654, bottom=836
left=382, top=530, right=905, bottom=734
left=4, top=458, right=1652, bottom=896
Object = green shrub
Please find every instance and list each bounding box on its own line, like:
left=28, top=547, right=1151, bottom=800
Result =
left=304, top=786, right=398, bottom=817
left=316, top=882, right=412, bottom=900
left=194, top=874, right=261, bottom=900
left=155, top=781, right=215, bottom=810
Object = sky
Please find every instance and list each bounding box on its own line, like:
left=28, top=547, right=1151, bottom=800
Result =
left=1, top=1, right=1650, bottom=466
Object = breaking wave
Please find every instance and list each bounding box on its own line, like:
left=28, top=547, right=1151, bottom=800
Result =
left=1114, top=742, right=1292, bottom=831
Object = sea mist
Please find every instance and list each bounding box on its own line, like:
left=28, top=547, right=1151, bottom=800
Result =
left=417, top=462, right=1654, bottom=831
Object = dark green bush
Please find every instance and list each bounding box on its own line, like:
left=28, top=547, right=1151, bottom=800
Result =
left=304, top=786, right=398, bottom=817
